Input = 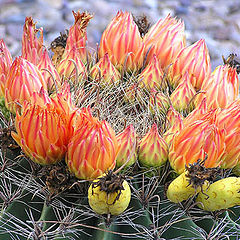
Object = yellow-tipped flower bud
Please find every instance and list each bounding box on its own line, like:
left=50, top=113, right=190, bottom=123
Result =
left=137, top=55, right=166, bottom=91
left=138, top=123, right=168, bottom=167
left=149, top=90, right=171, bottom=116
left=170, top=72, right=196, bottom=112
left=116, top=125, right=137, bottom=168
left=57, top=46, right=86, bottom=84
left=90, top=53, right=121, bottom=88
left=37, top=49, right=61, bottom=91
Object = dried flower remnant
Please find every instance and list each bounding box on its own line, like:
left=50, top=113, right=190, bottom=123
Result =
left=167, top=158, right=221, bottom=203
left=50, top=30, right=68, bottom=66
left=88, top=171, right=131, bottom=215
left=133, top=14, right=151, bottom=37
left=222, top=53, right=240, bottom=74
left=63, top=11, right=93, bottom=64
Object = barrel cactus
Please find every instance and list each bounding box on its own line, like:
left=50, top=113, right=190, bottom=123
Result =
left=0, top=10, right=240, bottom=240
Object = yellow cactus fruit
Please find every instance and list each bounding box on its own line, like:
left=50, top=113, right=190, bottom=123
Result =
left=88, top=171, right=131, bottom=215
left=167, top=159, right=220, bottom=203
left=196, top=177, right=240, bottom=211
left=167, top=171, right=209, bottom=203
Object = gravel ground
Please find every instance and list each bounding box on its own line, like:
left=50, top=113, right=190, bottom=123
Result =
left=0, top=0, right=240, bottom=70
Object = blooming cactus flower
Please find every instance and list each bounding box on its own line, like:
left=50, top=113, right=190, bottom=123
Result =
left=143, top=14, right=186, bottom=70
left=149, top=90, right=171, bottom=116
left=169, top=39, right=211, bottom=90
left=5, top=57, right=47, bottom=113
left=99, top=11, right=144, bottom=72
left=169, top=111, right=225, bottom=174
left=66, top=108, right=118, bottom=180
left=116, top=125, right=137, bottom=168
left=64, top=11, right=93, bottom=64
left=37, top=49, right=61, bottom=91
left=170, top=72, right=196, bottom=112
left=11, top=92, right=70, bottom=165
left=0, top=39, right=12, bottom=96
left=90, top=53, right=121, bottom=88
left=215, top=104, right=240, bottom=168
left=22, top=17, right=43, bottom=65
left=195, top=65, right=239, bottom=109
left=137, top=55, right=166, bottom=91
left=57, top=46, right=86, bottom=84
left=138, top=123, right=168, bottom=167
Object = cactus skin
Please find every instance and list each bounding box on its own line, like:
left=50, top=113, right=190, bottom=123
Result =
left=88, top=178, right=131, bottom=215
left=196, top=177, right=240, bottom=211
left=167, top=171, right=209, bottom=203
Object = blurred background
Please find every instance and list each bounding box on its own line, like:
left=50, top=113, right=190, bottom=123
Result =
left=0, top=0, right=240, bottom=70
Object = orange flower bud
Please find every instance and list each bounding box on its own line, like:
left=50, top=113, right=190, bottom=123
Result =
left=90, top=53, right=121, bottom=88
left=165, top=106, right=184, bottom=130
left=149, top=90, right=170, bottom=116
left=183, top=98, right=207, bottom=126
left=170, top=72, right=196, bottom=112
left=116, top=125, right=137, bottom=168
left=216, top=104, right=240, bottom=168
left=11, top=93, right=70, bottom=165
left=169, top=111, right=226, bottom=174
left=66, top=109, right=118, bottom=179
left=0, top=39, right=12, bottom=96
left=169, top=39, right=211, bottom=90
left=137, top=55, right=166, bottom=91
left=138, top=123, right=168, bottom=167
left=22, top=17, right=43, bottom=65
left=5, top=57, right=47, bottom=113
left=99, top=11, right=144, bottom=72
left=57, top=46, right=86, bottom=84
left=163, top=106, right=184, bottom=145
left=195, top=65, right=239, bottom=109
left=143, top=14, right=186, bottom=70
left=64, top=11, right=93, bottom=64
left=37, top=49, right=61, bottom=91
